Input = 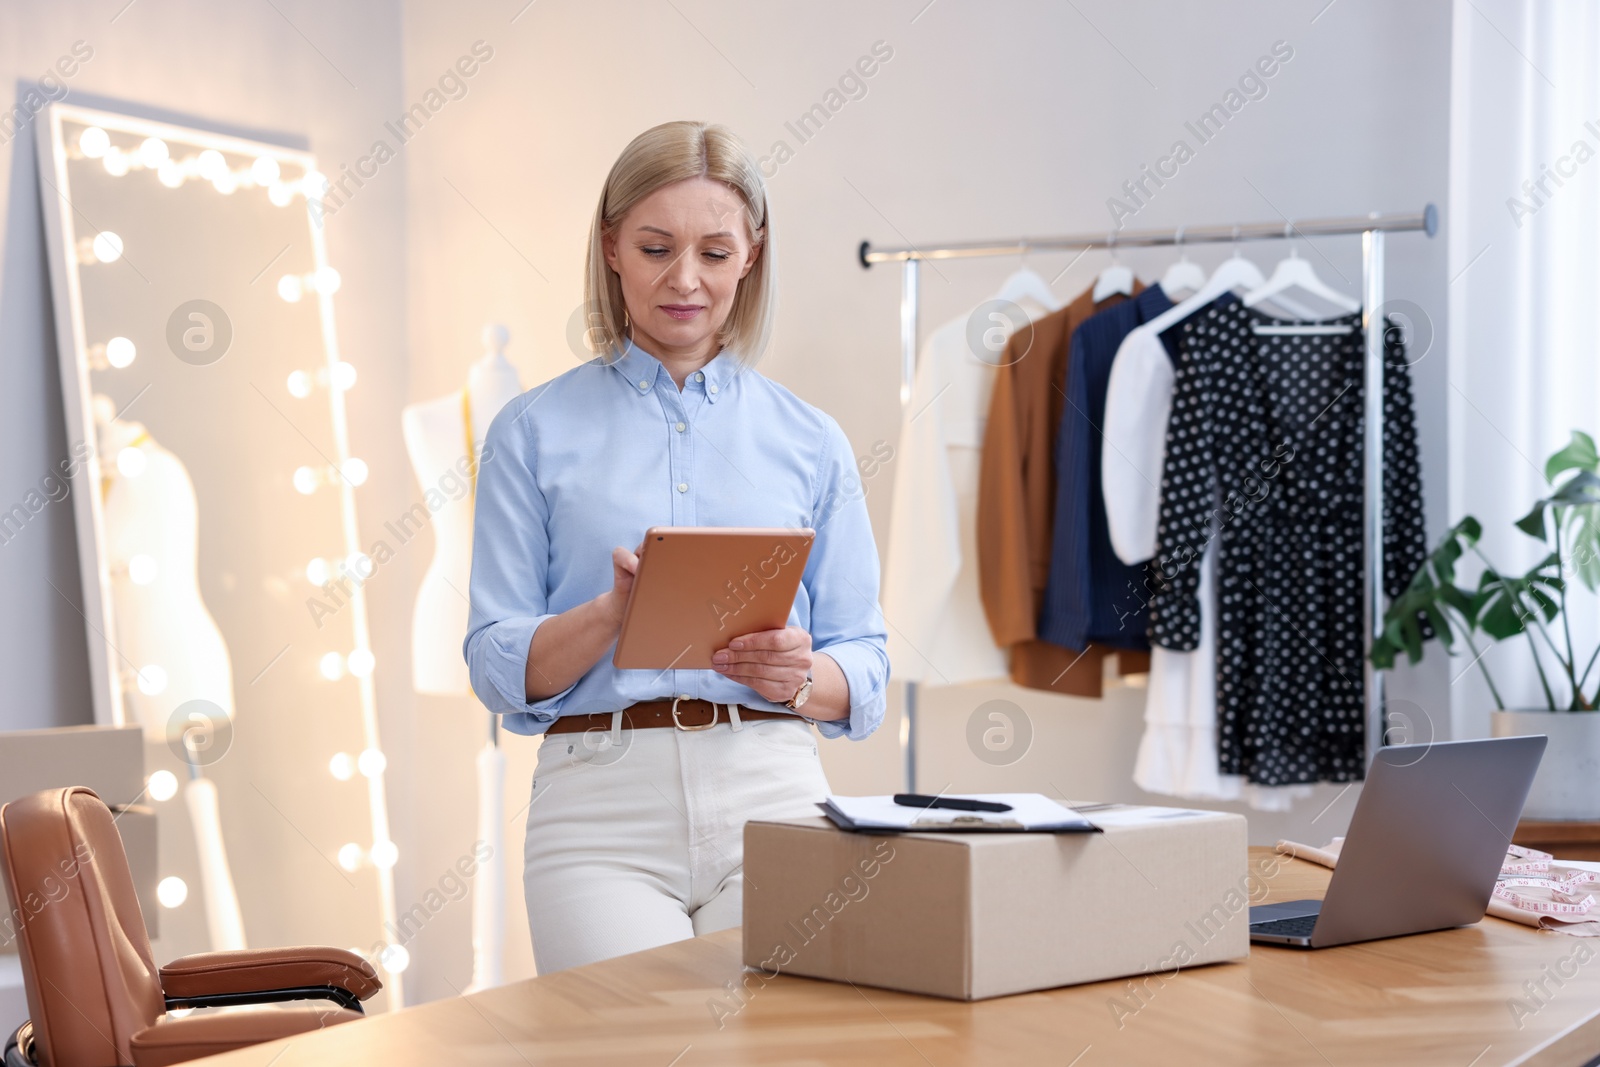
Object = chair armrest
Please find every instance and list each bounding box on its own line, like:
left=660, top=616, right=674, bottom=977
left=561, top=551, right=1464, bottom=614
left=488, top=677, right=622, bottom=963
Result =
left=160, top=947, right=382, bottom=1009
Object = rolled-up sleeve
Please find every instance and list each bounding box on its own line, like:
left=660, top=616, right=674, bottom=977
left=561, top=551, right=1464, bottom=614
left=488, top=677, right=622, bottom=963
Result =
left=805, top=416, right=890, bottom=741
left=463, top=396, right=575, bottom=720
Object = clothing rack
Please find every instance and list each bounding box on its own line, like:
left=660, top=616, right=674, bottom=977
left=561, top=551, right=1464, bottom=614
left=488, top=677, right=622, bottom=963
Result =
left=861, top=205, right=1439, bottom=793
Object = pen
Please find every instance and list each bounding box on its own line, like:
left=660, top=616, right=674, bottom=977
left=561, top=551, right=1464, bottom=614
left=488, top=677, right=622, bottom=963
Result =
left=893, top=793, right=1013, bottom=813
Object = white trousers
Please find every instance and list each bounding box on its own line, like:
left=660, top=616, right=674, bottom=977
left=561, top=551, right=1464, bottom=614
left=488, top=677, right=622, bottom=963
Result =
left=523, top=707, right=831, bottom=974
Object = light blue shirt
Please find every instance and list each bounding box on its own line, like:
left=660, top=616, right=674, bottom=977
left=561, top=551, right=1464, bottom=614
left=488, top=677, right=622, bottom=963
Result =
left=463, top=337, right=889, bottom=741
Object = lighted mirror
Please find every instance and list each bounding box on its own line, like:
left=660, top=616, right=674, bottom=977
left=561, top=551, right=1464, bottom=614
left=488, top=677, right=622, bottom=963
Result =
left=36, top=103, right=403, bottom=1007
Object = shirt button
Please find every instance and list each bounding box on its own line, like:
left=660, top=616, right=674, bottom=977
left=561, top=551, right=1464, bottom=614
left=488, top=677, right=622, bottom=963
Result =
left=637, top=379, right=649, bottom=390
left=677, top=482, right=688, bottom=493
left=675, top=421, right=686, bottom=432
left=708, top=384, right=718, bottom=394
left=694, top=372, right=704, bottom=382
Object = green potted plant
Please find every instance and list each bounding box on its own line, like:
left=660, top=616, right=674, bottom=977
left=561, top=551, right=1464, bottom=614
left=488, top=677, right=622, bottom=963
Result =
left=1372, top=430, right=1600, bottom=820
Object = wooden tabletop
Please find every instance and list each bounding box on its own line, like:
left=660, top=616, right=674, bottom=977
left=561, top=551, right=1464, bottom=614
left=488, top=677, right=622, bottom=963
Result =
left=194, top=848, right=1600, bottom=1066
left=1517, top=820, right=1600, bottom=862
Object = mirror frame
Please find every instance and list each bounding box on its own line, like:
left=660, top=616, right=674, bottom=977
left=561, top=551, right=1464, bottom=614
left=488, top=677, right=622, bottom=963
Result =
left=35, top=102, right=404, bottom=1005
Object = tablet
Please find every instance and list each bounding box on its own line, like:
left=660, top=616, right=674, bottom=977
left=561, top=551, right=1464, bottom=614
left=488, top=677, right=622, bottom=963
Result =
left=612, top=526, right=816, bottom=670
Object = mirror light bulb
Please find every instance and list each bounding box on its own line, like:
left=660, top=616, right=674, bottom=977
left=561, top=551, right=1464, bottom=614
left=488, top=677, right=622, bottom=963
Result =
left=157, top=159, right=184, bottom=189
left=128, top=554, right=158, bottom=585
left=277, top=274, right=303, bottom=303
left=379, top=943, right=410, bottom=974
left=136, top=664, right=167, bottom=696
left=78, top=126, right=110, bottom=159
left=197, top=149, right=227, bottom=181
left=251, top=156, right=281, bottom=185
left=328, top=751, right=354, bottom=781
left=337, top=842, right=363, bottom=871
left=138, top=137, right=169, bottom=168
left=157, top=876, right=188, bottom=908
left=306, top=557, right=330, bottom=585
left=105, top=336, right=137, bottom=369
left=117, top=446, right=147, bottom=477
left=212, top=170, right=238, bottom=195
left=369, top=839, right=398, bottom=870
left=331, top=362, right=357, bottom=390
left=292, top=466, right=319, bottom=494
left=348, top=649, right=376, bottom=679
left=147, top=769, right=178, bottom=802
left=319, top=651, right=346, bottom=681
left=356, top=747, right=386, bottom=777
left=102, top=149, right=130, bottom=177
left=267, top=181, right=293, bottom=207
left=286, top=369, right=313, bottom=398
left=92, top=231, right=124, bottom=263
left=340, top=458, right=369, bottom=487
left=313, top=266, right=341, bottom=294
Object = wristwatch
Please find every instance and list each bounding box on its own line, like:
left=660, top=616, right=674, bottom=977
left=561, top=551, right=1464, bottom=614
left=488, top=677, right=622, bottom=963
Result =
left=784, top=672, right=813, bottom=711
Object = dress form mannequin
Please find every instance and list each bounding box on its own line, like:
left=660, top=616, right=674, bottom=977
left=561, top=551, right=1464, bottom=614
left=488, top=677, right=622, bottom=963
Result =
left=96, top=401, right=247, bottom=951
left=401, top=324, right=524, bottom=695
left=100, top=416, right=235, bottom=731
left=400, top=325, right=523, bottom=991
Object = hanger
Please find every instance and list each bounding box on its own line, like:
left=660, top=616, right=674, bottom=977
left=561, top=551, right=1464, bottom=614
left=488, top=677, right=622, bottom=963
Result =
left=1092, top=233, right=1135, bottom=302
left=993, top=244, right=1061, bottom=312
left=1207, top=228, right=1321, bottom=319
left=1244, top=224, right=1359, bottom=334
left=1158, top=227, right=1206, bottom=300
left=1140, top=226, right=1315, bottom=338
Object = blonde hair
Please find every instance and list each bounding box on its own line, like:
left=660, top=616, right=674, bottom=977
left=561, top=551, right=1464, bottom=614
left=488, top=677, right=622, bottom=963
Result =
left=584, top=121, right=775, bottom=368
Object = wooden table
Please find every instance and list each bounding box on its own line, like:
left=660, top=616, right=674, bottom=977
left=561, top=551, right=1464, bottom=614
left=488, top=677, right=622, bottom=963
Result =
left=1517, top=820, right=1600, bottom=862
left=194, top=848, right=1600, bottom=1066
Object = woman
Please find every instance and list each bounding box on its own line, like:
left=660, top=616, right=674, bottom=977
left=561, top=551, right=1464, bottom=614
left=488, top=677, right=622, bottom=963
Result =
left=464, top=120, right=889, bottom=974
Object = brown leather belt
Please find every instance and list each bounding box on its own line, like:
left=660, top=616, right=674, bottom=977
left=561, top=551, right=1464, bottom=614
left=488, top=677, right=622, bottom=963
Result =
left=544, top=697, right=801, bottom=734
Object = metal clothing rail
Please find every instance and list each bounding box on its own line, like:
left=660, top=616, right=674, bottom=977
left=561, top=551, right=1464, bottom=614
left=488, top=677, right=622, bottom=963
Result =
left=862, top=204, right=1438, bottom=793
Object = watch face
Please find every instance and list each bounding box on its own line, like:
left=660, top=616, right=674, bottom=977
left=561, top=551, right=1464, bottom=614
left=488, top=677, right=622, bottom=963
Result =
left=792, top=679, right=812, bottom=708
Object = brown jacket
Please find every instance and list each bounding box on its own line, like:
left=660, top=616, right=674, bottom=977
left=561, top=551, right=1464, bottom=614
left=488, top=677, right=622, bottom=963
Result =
left=977, top=284, right=1150, bottom=695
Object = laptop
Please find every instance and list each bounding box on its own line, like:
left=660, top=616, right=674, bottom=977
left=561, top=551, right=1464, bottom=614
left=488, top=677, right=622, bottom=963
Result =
left=1249, top=735, right=1547, bottom=948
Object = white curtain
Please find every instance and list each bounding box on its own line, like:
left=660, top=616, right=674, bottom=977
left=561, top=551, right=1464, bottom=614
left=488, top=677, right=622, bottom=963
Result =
left=1448, top=0, right=1600, bottom=732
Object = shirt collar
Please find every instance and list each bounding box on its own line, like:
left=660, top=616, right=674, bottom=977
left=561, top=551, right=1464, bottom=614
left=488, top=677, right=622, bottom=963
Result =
left=1135, top=283, right=1176, bottom=322
left=609, top=335, right=739, bottom=403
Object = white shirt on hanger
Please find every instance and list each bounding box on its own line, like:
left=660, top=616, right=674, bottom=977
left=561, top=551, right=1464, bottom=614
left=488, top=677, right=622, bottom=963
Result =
left=1102, top=326, right=1172, bottom=564
left=882, top=306, right=1046, bottom=686
left=1105, top=320, right=1311, bottom=812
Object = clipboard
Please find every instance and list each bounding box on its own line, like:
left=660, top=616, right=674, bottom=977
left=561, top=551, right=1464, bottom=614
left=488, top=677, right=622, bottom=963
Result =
left=817, top=793, right=1102, bottom=834
left=612, top=526, right=815, bottom=670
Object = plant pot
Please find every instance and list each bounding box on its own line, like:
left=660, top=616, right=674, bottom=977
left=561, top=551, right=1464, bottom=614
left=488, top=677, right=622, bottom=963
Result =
left=1490, top=709, right=1600, bottom=821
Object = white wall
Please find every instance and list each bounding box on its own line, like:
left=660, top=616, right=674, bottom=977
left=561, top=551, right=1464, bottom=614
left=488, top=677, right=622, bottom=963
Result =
left=398, top=0, right=1454, bottom=1003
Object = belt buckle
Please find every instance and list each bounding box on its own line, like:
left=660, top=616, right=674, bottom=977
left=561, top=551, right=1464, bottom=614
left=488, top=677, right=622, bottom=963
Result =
left=670, top=695, right=718, bottom=731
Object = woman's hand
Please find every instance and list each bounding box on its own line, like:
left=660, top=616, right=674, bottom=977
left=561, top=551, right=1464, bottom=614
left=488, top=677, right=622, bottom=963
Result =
left=711, top=625, right=812, bottom=704
left=526, top=537, right=646, bottom=702
left=600, top=540, right=646, bottom=628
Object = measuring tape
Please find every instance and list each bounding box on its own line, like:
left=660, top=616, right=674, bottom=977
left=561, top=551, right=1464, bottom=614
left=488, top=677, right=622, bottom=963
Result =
left=1494, top=845, right=1600, bottom=917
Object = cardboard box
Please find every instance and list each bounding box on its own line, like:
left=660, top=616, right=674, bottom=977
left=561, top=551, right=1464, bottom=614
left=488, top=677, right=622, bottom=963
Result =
left=0, top=725, right=144, bottom=808
left=743, top=806, right=1250, bottom=1000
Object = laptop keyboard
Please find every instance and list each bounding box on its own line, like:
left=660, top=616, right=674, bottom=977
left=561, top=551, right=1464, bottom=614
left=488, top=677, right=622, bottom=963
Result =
left=1251, top=915, right=1318, bottom=938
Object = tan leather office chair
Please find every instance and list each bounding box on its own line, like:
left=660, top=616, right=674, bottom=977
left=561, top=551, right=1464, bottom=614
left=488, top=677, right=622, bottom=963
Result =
left=0, top=787, right=381, bottom=1066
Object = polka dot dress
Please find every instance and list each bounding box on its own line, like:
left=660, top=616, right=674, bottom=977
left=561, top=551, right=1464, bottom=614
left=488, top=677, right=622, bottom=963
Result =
left=1147, top=301, right=1425, bottom=787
